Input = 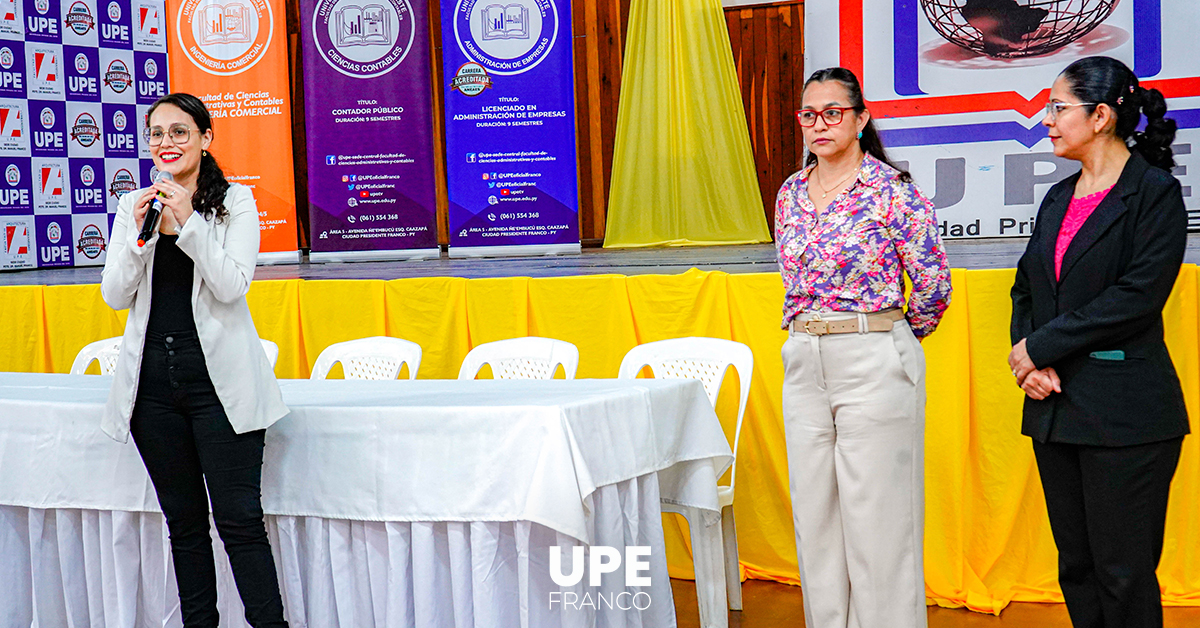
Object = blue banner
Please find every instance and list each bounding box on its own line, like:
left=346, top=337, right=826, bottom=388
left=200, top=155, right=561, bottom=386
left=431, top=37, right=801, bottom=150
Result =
left=440, top=0, right=580, bottom=254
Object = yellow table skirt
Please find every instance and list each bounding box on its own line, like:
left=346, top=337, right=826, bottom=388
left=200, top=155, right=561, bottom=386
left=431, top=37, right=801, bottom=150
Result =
left=4, top=266, right=1198, bottom=614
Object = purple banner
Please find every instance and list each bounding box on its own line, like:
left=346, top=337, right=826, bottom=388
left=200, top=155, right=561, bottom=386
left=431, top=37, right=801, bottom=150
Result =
left=441, top=0, right=580, bottom=253
left=301, top=0, right=438, bottom=260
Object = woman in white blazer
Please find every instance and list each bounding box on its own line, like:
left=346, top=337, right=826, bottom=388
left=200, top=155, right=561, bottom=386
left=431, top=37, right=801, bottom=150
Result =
left=100, top=93, right=289, bottom=628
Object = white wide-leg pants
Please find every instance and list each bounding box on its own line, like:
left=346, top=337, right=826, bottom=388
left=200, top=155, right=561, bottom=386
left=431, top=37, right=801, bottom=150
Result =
left=781, top=313, right=928, bottom=628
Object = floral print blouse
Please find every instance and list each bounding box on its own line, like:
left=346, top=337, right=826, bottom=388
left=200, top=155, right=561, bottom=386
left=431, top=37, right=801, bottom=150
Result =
left=774, top=153, right=952, bottom=338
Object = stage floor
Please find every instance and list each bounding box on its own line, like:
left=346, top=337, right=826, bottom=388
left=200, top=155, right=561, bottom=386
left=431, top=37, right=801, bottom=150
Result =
left=6, top=236, right=1200, bottom=286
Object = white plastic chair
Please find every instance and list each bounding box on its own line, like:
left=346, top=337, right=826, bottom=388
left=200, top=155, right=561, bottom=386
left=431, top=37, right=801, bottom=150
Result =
left=70, top=337, right=123, bottom=375
left=259, top=339, right=279, bottom=369
left=618, top=337, right=754, bottom=622
left=310, top=336, right=422, bottom=380
left=457, top=337, right=579, bottom=380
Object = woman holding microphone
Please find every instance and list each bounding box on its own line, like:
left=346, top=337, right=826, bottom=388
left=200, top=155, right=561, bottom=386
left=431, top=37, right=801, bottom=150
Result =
left=1010, top=56, right=1188, bottom=628
left=100, top=93, right=289, bottom=627
left=777, top=67, right=952, bottom=628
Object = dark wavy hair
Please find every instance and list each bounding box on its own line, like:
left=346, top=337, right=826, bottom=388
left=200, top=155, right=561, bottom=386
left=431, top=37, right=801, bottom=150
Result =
left=802, top=67, right=911, bottom=183
left=146, top=93, right=230, bottom=222
left=1060, top=56, right=1176, bottom=171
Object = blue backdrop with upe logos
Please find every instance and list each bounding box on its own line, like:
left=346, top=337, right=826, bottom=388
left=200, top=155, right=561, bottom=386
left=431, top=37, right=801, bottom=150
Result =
left=0, top=0, right=168, bottom=270
left=441, top=0, right=580, bottom=256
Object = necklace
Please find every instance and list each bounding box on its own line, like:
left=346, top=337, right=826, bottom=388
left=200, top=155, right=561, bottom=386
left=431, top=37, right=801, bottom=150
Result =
left=814, top=163, right=860, bottom=199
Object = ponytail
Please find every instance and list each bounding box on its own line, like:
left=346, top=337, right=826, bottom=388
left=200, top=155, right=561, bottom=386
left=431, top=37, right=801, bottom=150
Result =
left=1061, top=57, right=1177, bottom=171
left=1131, top=86, right=1177, bottom=171
left=192, top=151, right=230, bottom=223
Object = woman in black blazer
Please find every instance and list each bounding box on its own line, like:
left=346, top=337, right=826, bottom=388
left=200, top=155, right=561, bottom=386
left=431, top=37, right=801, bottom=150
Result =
left=1009, top=56, right=1188, bottom=628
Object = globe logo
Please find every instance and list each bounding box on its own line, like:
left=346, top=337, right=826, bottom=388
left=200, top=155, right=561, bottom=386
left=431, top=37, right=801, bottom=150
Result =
left=922, top=0, right=1119, bottom=58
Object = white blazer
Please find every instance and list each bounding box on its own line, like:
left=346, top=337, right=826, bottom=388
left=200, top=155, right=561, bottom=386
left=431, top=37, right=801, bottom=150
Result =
left=100, top=182, right=288, bottom=443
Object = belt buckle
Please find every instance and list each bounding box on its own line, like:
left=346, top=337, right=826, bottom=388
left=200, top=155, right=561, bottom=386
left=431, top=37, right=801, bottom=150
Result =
left=803, top=313, right=829, bottom=336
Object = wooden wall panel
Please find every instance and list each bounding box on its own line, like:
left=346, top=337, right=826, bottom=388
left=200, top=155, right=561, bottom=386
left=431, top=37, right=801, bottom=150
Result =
left=726, top=1, right=805, bottom=232
left=284, top=0, right=799, bottom=247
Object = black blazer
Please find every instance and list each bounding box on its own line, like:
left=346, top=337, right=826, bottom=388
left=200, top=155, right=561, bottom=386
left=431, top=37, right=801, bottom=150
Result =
left=1010, top=152, right=1190, bottom=446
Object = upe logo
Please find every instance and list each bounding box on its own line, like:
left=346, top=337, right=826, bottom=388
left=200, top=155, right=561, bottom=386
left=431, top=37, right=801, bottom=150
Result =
left=109, top=167, right=135, bottom=197
left=4, top=164, right=18, bottom=185
left=71, top=112, right=100, bottom=146
left=76, top=224, right=106, bottom=259
left=80, top=163, right=95, bottom=185
left=144, top=58, right=157, bottom=78
left=34, top=0, right=49, bottom=15
left=0, top=47, right=12, bottom=70
left=453, top=0, right=558, bottom=76
left=177, top=0, right=273, bottom=76
left=75, top=52, right=89, bottom=73
left=46, top=220, right=61, bottom=243
left=112, top=109, right=126, bottom=131
left=547, top=546, right=652, bottom=611
left=311, top=0, right=414, bottom=79
left=104, top=59, right=132, bottom=92
left=39, top=107, right=54, bottom=128
left=450, top=62, right=492, bottom=96
left=66, top=1, right=96, bottom=35
left=107, top=1, right=120, bottom=21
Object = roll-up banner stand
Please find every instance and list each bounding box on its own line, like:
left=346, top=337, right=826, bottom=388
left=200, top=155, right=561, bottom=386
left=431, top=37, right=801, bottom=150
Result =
left=300, top=0, right=440, bottom=262
left=166, top=0, right=301, bottom=264
left=441, top=0, right=581, bottom=257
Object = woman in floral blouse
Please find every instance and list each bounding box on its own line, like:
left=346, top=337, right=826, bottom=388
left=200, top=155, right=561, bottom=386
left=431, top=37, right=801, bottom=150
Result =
left=776, top=67, right=951, bottom=628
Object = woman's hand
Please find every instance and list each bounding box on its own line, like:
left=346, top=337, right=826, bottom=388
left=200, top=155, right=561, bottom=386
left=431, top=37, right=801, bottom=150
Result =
left=1008, top=338, right=1037, bottom=385
left=152, top=178, right=196, bottom=229
left=132, top=188, right=157, bottom=233
left=1021, top=367, right=1062, bottom=400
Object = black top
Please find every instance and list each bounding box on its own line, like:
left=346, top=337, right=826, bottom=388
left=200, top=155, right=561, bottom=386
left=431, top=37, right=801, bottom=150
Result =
left=146, top=234, right=198, bottom=334
left=1010, top=152, right=1189, bottom=446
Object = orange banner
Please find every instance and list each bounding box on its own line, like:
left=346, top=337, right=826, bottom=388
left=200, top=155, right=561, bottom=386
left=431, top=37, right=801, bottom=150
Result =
left=164, top=0, right=299, bottom=261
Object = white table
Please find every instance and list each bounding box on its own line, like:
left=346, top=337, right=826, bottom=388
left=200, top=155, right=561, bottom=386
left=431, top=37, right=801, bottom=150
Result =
left=0, top=374, right=732, bottom=628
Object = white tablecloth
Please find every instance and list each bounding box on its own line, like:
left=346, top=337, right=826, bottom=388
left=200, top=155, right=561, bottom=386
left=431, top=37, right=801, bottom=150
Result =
left=0, top=374, right=732, bottom=628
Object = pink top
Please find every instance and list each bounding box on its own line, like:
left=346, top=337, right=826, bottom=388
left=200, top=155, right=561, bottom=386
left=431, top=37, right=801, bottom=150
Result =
left=1055, top=185, right=1114, bottom=281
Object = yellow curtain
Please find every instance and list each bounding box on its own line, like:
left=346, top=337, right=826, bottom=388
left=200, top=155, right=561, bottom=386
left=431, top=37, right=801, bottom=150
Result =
left=603, top=0, right=771, bottom=248
left=11, top=267, right=1200, bottom=613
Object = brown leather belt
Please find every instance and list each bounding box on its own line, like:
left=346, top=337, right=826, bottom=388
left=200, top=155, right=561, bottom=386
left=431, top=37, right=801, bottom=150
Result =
left=789, top=309, right=905, bottom=336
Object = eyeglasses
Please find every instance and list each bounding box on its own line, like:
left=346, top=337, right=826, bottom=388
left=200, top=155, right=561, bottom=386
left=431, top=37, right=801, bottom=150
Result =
left=143, top=124, right=200, bottom=146
left=1043, top=101, right=1097, bottom=121
left=795, top=107, right=857, bottom=127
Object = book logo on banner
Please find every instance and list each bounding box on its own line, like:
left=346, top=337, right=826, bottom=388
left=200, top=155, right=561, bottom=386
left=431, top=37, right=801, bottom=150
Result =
left=452, top=0, right=556, bottom=75
left=65, top=1, right=94, bottom=35
left=175, top=0, right=272, bottom=76
left=312, top=0, right=413, bottom=79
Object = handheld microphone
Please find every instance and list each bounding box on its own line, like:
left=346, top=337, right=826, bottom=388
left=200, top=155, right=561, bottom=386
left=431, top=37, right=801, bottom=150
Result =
left=137, top=171, right=174, bottom=247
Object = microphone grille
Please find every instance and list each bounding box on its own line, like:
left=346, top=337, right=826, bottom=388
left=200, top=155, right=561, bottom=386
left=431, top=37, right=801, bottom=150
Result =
left=153, top=170, right=174, bottom=184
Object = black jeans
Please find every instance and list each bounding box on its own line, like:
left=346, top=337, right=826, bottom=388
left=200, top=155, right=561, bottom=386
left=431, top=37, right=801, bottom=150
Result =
left=1033, top=437, right=1184, bottom=628
left=131, top=330, right=287, bottom=628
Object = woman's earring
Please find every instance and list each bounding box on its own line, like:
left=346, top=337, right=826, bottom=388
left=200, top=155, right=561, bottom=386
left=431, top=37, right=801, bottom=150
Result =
left=202, top=150, right=207, bottom=157
left=856, top=131, right=863, bottom=140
